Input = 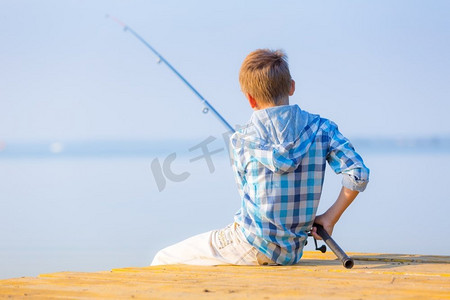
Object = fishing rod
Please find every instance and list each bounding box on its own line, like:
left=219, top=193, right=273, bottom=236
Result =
left=309, top=223, right=354, bottom=269
left=106, top=15, right=235, bottom=133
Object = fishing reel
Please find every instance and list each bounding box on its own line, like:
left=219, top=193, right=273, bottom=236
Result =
left=307, top=230, right=327, bottom=253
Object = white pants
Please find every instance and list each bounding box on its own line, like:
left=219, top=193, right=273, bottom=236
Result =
left=151, top=223, right=276, bottom=266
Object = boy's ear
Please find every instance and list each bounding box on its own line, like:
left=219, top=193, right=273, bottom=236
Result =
left=289, top=79, right=296, bottom=96
left=246, top=93, right=258, bottom=109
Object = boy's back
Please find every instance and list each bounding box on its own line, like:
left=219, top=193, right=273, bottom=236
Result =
left=230, top=104, right=368, bottom=265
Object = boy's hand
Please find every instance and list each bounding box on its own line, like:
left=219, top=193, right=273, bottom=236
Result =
left=312, top=186, right=359, bottom=240
left=311, top=214, right=335, bottom=240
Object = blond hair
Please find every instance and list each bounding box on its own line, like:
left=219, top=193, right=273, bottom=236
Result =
left=239, top=49, right=291, bottom=106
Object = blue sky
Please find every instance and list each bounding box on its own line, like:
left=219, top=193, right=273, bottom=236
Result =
left=1, top=0, right=449, bottom=141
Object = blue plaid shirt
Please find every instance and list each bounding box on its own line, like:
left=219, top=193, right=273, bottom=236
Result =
left=230, top=104, right=369, bottom=265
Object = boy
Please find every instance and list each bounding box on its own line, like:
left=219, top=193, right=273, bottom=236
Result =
left=151, top=49, right=369, bottom=266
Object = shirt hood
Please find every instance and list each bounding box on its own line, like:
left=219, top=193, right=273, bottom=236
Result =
left=230, top=104, right=322, bottom=174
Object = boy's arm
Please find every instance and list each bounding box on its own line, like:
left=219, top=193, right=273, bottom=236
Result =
left=326, top=121, right=369, bottom=193
left=312, top=121, right=369, bottom=239
left=312, top=186, right=359, bottom=240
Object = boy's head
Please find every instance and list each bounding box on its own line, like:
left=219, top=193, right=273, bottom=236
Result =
left=239, top=49, right=295, bottom=110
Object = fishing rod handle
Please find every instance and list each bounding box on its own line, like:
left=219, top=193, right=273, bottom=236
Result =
left=313, top=223, right=354, bottom=269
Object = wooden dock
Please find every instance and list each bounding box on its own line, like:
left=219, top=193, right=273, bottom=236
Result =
left=0, top=252, right=449, bottom=299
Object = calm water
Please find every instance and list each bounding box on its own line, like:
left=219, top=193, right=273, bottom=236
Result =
left=1, top=147, right=449, bottom=279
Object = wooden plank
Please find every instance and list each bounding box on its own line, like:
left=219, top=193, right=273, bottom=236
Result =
left=351, top=253, right=450, bottom=264
left=0, top=252, right=449, bottom=299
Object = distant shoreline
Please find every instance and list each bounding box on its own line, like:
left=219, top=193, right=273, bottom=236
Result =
left=0, top=137, right=449, bottom=158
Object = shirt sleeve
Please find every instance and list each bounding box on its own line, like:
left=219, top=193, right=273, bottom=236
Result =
left=326, top=121, right=370, bottom=192
left=230, top=145, right=246, bottom=200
